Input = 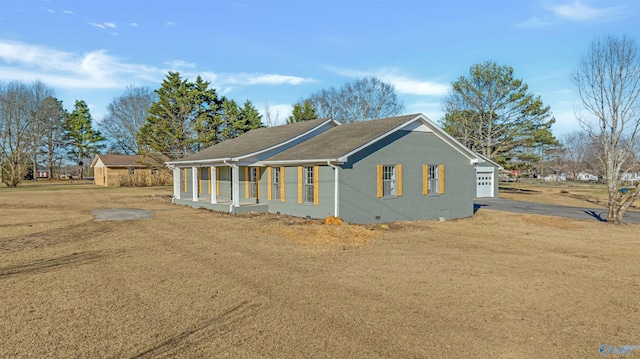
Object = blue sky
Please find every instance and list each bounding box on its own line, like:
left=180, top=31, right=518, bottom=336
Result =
left=1, top=0, right=638, bottom=136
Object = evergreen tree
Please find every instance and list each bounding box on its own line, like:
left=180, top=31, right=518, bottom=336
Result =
left=441, top=61, right=555, bottom=165
left=65, top=100, right=105, bottom=179
left=287, top=100, right=318, bottom=123
left=138, top=72, right=223, bottom=159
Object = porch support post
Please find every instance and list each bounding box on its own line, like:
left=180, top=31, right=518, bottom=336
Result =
left=192, top=166, right=198, bottom=202
left=173, top=167, right=180, bottom=200
left=233, top=165, right=240, bottom=207
left=210, top=165, right=217, bottom=204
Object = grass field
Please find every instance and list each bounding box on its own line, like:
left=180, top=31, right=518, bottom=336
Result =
left=1, top=182, right=639, bottom=358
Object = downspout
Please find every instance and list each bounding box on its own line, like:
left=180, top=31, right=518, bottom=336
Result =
left=327, top=161, right=339, bottom=217
left=223, top=159, right=234, bottom=213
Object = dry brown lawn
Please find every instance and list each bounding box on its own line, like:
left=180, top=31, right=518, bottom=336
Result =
left=1, top=182, right=639, bottom=358
left=499, top=182, right=640, bottom=211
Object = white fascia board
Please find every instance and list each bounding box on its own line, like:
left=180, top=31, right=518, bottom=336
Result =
left=90, top=155, right=102, bottom=168
left=165, top=158, right=233, bottom=167
left=235, top=119, right=340, bottom=161
left=260, top=159, right=342, bottom=166
left=475, top=152, right=503, bottom=169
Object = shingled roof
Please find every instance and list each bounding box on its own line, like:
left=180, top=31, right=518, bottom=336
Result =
left=168, top=118, right=335, bottom=163
left=264, top=114, right=421, bottom=161
left=93, top=154, right=146, bottom=167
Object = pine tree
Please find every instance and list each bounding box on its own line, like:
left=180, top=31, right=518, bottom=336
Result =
left=65, top=100, right=105, bottom=179
left=287, top=100, right=317, bottom=123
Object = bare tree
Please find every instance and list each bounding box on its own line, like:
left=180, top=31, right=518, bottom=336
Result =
left=28, top=81, right=55, bottom=180
left=572, top=35, right=640, bottom=223
left=0, top=82, right=33, bottom=186
left=101, top=86, right=155, bottom=154
left=562, top=131, right=590, bottom=180
left=306, top=76, right=404, bottom=123
left=40, top=98, right=67, bottom=178
left=263, top=102, right=280, bottom=127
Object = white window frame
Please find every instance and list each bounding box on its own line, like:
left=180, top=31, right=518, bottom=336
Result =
left=249, top=167, right=258, bottom=198
left=428, top=164, right=440, bottom=195
left=303, top=166, right=314, bottom=204
left=382, top=165, right=396, bottom=197
left=272, top=167, right=281, bottom=200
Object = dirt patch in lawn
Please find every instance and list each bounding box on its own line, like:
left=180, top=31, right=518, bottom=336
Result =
left=1, top=183, right=639, bottom=358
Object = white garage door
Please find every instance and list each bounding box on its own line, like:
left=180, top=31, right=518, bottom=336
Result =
left=476, top=171, right=494, bottom=198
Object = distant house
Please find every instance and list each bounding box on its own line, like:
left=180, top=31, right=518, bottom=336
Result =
left=542, top=172, right=567, bottom=182
left=620, top=171, right=640, bottom=184
left=577, top=172, right=598, bottom=181
left=91, top=154, right=169, bottom=187
left=165, top=114, right=499, bottom=224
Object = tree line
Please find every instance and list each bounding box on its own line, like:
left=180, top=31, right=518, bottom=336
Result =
left=0, top=72, right=263, bottom=187
left=2, top=34, right=638, bottom=223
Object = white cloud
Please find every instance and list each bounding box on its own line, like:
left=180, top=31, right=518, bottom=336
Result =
left=90, top=22, right=117, bottom=30
left=165, top=60, right=196, bottom=69
left=551, top=0, right=613, bottom=21
left=380, top=73, right=449, bottom=96
left=519, top=0, right=625, bottom=27
left=242, top=74, right=314, bottom=86
left=327, top=66, right=449, bottom=96
left=0, top=40, right=317, bottom=93
left=199, top=71, right=314, bottom=87
left=63, top=10, right=74, bottom=14
left=166, top=21, right=176, bottom=26
left=130, top=22, right=138, bottom=27
left=46, top=9, right=54, bottom=13
left=0, top=40, right=163, bottom=89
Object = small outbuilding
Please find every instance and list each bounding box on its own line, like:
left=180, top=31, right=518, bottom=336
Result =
left=166, top=113, right=497, bottom=223
left=91, top=154, right=169, bottom=187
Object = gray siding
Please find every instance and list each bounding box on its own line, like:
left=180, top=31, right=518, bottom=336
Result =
left=266, top=165, right=336, bottom=219
left=339, top=130, right=475, bottom=224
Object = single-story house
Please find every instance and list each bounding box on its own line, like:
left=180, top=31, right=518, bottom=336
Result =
left=91, top=154, right=170, bottom=187
left=165, top=113, right=499, bottom=224
left=577, top=172, right=598, bottom=181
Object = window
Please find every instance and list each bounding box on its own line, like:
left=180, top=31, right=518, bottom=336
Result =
left=424, top=164, right=444, bottom=195
left=383, top=165, right=396, bottom=197
left=298, top=166, right=318, bottom=205
left=428, top=165, right=439, bottom=194
left=249, top=167, right=258, bottom=198
left=377, top=164, right=402, bottom=198
left=272, top=167, right=281, bottom=200
left=128, top=167, right=135, bottom=175
left=303, top=166, right=314, bottom=203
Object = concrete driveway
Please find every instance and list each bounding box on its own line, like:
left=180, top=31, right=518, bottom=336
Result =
left=474, top=198, right=640, bottom=224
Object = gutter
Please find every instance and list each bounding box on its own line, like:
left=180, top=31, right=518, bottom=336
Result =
left=260, top=158, right=344, bottom=166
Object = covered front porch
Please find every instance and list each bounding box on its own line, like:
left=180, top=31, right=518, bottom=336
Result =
left=170, top=163, right=268, bottom=214
left=174, top=197, right=269, bottom=214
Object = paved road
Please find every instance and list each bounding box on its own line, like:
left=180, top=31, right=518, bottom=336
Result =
left=474, top=198, right=640, bottom=224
